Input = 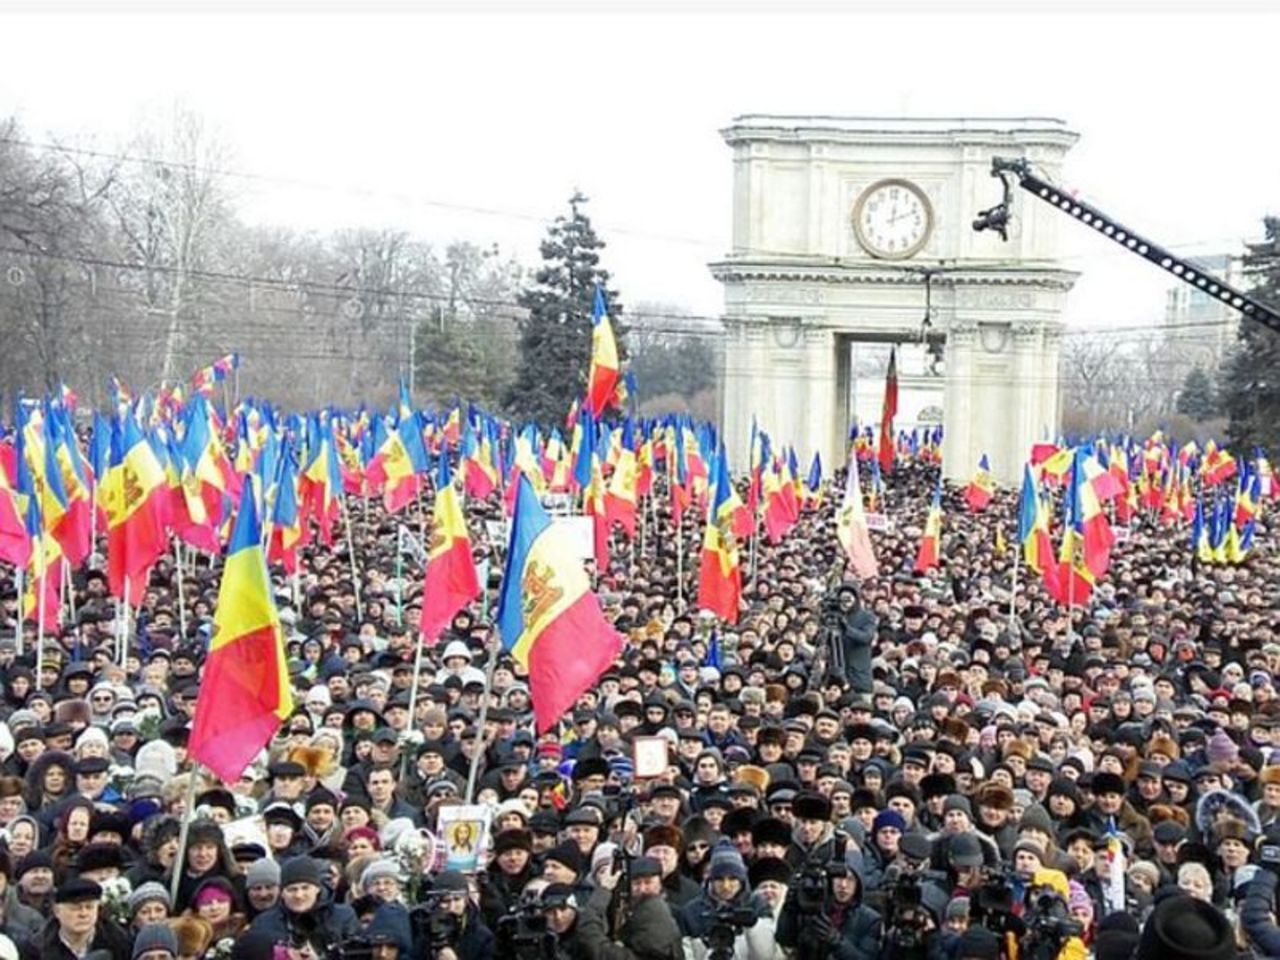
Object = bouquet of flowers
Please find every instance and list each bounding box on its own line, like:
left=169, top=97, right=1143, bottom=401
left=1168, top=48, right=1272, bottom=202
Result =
left=99, top=876, right=134, bottom=925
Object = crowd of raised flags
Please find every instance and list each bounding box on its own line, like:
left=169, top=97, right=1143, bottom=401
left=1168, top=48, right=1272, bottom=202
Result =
left=0, top=285, right=1274, bottom=786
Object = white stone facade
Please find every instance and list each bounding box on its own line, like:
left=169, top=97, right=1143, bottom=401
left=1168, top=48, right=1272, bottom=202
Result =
left=710, top=116, right=1079, bottom=485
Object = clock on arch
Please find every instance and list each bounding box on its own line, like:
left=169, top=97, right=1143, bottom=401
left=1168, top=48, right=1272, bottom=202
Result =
left=852, top=178, right=934, bottom=260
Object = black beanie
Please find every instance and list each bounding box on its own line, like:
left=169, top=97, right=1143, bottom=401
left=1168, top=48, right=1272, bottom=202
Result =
left=545, top=841, right=584, bottom=875
left=1136, top=894, right=1234, bottom=960
left=280, top=855, right=323, bottom=888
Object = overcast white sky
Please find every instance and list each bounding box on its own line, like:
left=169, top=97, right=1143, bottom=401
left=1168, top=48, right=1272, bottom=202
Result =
left=2, top=6, right=1278, bottom=333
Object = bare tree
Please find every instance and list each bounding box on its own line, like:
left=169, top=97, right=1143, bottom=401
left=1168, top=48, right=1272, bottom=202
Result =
left=106, top=104, right=236, bottom=383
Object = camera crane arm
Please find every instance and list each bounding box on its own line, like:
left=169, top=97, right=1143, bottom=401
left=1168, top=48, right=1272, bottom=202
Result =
left=973, top=156, right=1280, bottom=335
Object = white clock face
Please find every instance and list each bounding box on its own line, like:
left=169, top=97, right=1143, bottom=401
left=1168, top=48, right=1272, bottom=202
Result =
left=854, top=179, right=933, bottom=259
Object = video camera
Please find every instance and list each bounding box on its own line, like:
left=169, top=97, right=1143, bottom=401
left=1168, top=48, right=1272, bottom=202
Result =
left=495, top=896, right=558, bottom=960
left=794, top=860, right=829, bottom=915
left=880, top=865, right=948, bottom=960
left=407, top=893, right=462, bottom=953
left=703, top=901, right=759, bottom=960
left=1022, top=889, right=1084, bottom=960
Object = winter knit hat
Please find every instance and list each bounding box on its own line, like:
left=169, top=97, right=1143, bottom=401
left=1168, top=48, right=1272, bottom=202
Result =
left=128, top=881, right=172, bottom=916
left=1068, top=881, right=1093, bottom=922
left=873, top=810, right=907, bottom=835
left=132, top=923, right=178, bottom=960
left=706, top=840, right=748, bottom=882
left=1206, top=729, right=1239, bottom=767
left=244, top=858, right=281, bottom=888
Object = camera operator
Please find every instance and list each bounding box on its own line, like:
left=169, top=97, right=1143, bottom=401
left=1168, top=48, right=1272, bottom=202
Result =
left=777, top=860, right=882, bottom=960
left=677, top=841, right=775, bottom=960
left=426, top=870, right=496, bottom=960
left=576, top=856, right=682, bottom=960
left=541, top=884, right=589, bottom=960
left=829, top=585, right=876, bottom=695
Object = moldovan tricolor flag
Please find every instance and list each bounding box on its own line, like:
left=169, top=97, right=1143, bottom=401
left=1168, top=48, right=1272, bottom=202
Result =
left=913, top=481, right=943, bottom=573
left=497, top=474, right=624, bottom=732
left=835, top=455, right=878, bottom=579
left=697, top=444, right=744, bottom=623
left=586, top=286, right=620, bottom=417
left=188, top=481, right=294, bottom=782
left=102, top=416, right=169, bottom=606
left=964, top=454, right=996, bottom=512
left=420, top=447, right=480, bottom=644
left=1017, top=464, right=1052, bottom=574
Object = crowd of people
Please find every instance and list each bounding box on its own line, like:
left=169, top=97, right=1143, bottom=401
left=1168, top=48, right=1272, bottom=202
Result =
left=0, top=457, right=1274, bottom=960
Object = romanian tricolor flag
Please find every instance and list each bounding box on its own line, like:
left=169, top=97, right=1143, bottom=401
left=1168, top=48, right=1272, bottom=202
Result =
left=188, top=481, right=294, bottom=782
left=1045, top=453, right=1096, bottom=606
left=1017, top=464, right=1053, bottom=575
left=804, top=453, right=823, bottom=510
left=913, top=481, right=942, bottom=574
left=300, top=415, right=343, bottom=545
left=497, top=473, right=624, bottom=732
left=101, top=416, right=169, bottom=606
left=1073, top=448, right=1115, bottom=579
left=1202, top=440, right=1237, bottom=487
left=190, top=352, right=240, bottom=397
left=1192, top=497, right=1213, bottom=564
left=461, top=419, right=498, bottom=500
left=267, top=445, right=303, bottom=574
left=1235, top=466, right=1261, bottom=529
left=420, top=447, right=480, bottom=644
left=586, top=286, right=620, bottom=417
left=964, top=454, right=996, bottom=512
left=697, top=444, right=744, bottom=623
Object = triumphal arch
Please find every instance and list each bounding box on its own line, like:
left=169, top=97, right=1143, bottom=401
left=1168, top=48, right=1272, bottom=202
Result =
left=710, top=116, right=1079, bottom=485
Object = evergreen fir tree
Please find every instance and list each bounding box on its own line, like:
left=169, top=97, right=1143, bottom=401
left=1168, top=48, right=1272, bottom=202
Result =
left=1176, top=365, right=1219, bottom=420
left=1221, top=217, right=1280, bottom=451
left=504, top=192, right=624, bottom=425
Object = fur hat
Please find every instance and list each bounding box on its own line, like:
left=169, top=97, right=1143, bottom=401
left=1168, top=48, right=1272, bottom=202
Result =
left=1002, top=740, right=1034, bottom=762
left=1214, top=817, right=1254, bottom=846
left=1259, top=765, right=1280, bottom=787
left=642, top=825, right=684, bottom=854
left=169, top=917, right=213, bottom=958
left=1147, top=804, right=1190, bottom=828
left=975, top=783, right=1015, bottom=811
left=733, top=765, right=770, bottom=794
left=54, top=699, right=91, bottom=728
left=287, top=744, right=335, bottom=778
left=1147, top=735, right=1180, bottom=762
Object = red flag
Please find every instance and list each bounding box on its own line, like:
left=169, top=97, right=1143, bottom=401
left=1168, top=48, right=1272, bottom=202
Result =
left=878, top=349, right=898, bottom=475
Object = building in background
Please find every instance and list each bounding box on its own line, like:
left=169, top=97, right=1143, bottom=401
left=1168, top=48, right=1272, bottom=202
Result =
left=1163, top=253, right=1245, bottom=370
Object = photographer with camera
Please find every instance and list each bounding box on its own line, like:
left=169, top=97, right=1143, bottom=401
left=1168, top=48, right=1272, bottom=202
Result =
left=676, top=841, right=776, bottom=960
left=424, top=870, right=495, bottom=960
left=825, top=585, right=876, bottom=695
left=576, top=856, right=682, bottom=960
left=777, top=859, right=881, bottom=960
